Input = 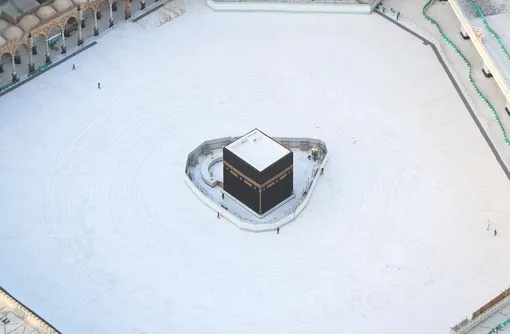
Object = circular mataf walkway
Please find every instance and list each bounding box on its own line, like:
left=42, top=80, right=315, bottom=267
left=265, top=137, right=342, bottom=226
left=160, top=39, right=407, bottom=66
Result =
left=1, top=2, right=510, bottom=333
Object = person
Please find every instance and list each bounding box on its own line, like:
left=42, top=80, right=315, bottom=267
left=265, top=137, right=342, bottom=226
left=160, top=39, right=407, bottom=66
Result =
left=487, top=221, right=490, bottom=231
left=321, top=168, right=324, bottom=175
left=72, top=64, right=76, bottom=70
left=222, top=193, right=225, bottom=200
left=277, top=227, right=280, bottom=235
left=494, top=229, right=497, bottom=236
left=97, top=82, right=101, bottom=89
left=217, top=212, right=220, bottom=219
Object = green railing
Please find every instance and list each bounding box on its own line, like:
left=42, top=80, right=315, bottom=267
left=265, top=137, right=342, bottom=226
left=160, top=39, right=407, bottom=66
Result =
left=0, top=79, right=19, bottom=92
left=470, top=0, right=510, bottom=60
left=487, top=317, right=510, bottom=334
left=28, top=62, right=53, bottom=76
left=423, top=0, right=510, bottom=145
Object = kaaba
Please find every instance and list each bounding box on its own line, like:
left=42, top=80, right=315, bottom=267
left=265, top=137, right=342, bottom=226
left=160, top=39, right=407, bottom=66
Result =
left=223, top=129, right=293, bottom=216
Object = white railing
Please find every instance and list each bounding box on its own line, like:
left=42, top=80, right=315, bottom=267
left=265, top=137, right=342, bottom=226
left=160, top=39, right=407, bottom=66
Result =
left=451, top=292, right=510, bottom=333
left=207, top=0, right=381, bottom=14
left=449, top=0, right=510, bottom=104
left=0, top=287, right=60, bottom=334
left=184, top=136, right=329, bottom=232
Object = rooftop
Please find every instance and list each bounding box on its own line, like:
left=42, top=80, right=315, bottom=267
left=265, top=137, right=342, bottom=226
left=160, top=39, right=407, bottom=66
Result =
left=226, top=129, right=290, bottom=171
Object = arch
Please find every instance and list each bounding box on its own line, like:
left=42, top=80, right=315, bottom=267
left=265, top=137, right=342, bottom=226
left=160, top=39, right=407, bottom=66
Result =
left=81, top=7, right=98, bottom=39
left=30, top=33, right=50, bottom=64
left=46, top=25, right=63, bottom=54
left=14, top=42, right=30, bottom=55
left=31, top=33, right=47, bottom=55
left=1, top=51, right=12, bottom=59
left=97, top=0, right=110, bottom=20
left=94, top=0, right=108, bottom=20
left=64, top=16, right=79, bottom=37
left=0, top=52, right=13, bottom=84
left=13, top=43, right=30, bottom=66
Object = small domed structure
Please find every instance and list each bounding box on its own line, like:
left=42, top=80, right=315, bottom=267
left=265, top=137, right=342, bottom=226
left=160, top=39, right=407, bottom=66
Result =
left=0, top=19, right=9, bottom=32
left=36, top=6, right=57, bottom=20
left=3, top=26, right=23, bottom=41
left=0, top=36, right=6, bottom=46
left=18, top=14, right=41, bottom=32
left=52, top=0, right=73, bottom=12
left=72, top=0, right=87, bottom=5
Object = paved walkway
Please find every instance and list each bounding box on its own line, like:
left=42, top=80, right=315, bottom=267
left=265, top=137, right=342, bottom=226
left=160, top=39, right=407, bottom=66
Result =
left=380, top=0, right=510, bottom=170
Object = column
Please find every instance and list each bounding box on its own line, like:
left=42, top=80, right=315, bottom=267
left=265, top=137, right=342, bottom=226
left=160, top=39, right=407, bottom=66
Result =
left=460, top=25, right=470, bottom=40
left=482, top=62, right=492, bottom=78
left=45, top=38, right=51, bottom=63
left=109, top=2, right=114, bottom=27
left=79, top=6, right=85, bottom=28
left=125, top=0, right=131, bottom=20
left=11, top=56, right=18, bottom=82
left=112, top=1, right=117, bottom=11
left=140, top=0, right=146, bottom=10
left=78, top=11, right=84, bottom=45
left=28, top=34, right=35, bottom=73
left=61, top=30, right=67, bottom=54
left=94, top=11, right=99, bottom=36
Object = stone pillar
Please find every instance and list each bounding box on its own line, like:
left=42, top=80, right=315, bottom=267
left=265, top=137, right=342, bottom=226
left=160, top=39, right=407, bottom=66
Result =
left=482, top=62, right=492, bottom=78
left=112, top=1, right=117, bottom=11
left=28, top=35, right=35, bottom=73
left=94, top=12, right=99, bottom=36
left=460, top=25, right=470, bottom=40
left=78, top=17, right=84, bottom=45
left=125, top=0, right=131, bottom=20
left=109, top=2, right=114, bottom=27
left=96, top=9, right=102, bottom=20
left=61, top=30, right=67, bottom=54
left=45, top=38, right=51, bottom=63
left=11, top=56, right=18, bottom=82
left=14, top=51, right=21, bottom=64
left=79, top=7, right=86, bottom=28
left=78, top=8, right=84, bottom=45
left=141, top=0, right=146, bottom=10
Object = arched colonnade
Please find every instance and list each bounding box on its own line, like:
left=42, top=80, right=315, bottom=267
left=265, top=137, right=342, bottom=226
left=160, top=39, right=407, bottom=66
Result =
left=0, top=0, right=156, bottom=83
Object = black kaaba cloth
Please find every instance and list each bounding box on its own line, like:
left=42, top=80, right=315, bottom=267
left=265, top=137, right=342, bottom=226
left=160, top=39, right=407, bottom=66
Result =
left=223, top=129, right=293, bottom=215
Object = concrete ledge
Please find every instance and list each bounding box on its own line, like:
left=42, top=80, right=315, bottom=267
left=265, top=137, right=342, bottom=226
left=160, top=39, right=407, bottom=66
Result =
left=0, top=287, right=61, bottom=334
left=0, top=42, right=97, bottom=98
left=223, top=190, right=296, bottom=219
left=207, top=0, right=379, bottom=14
left=185, top=151, right=329, bottom=232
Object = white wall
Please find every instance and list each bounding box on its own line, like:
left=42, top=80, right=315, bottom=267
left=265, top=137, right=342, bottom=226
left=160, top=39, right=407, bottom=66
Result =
left=207, top=0, right=373, bottom=14
left=185, top=151, right=329, bottom=232
left=0, top=289, right=60, bottom=334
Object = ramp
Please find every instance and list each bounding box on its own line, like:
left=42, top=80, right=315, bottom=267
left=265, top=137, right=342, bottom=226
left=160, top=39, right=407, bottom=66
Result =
left=136, top=0, right=185, bottom=29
